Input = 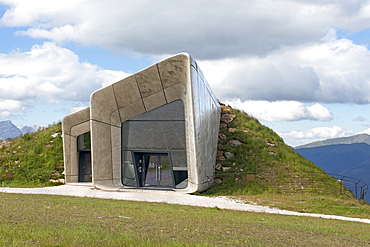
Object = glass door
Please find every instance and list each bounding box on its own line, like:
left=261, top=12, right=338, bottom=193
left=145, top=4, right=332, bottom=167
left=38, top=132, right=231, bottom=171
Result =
left=134, top=153, right=173, bottom=188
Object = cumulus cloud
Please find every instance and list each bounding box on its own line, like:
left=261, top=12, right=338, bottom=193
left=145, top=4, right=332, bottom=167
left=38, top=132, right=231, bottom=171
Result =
left=226, top=99, right=333, bottom=122
left=199, top=31, right=370, bottom=104
left=2, top=1, right=370, bottom=59
left=0, top=42, right=129, bottom=108
left=278, top=125, right=357, bottom=147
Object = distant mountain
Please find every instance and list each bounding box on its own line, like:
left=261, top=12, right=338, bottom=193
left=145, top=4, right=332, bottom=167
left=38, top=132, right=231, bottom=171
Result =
left=21, top=125, right=43, bottom=135
left=0, top=120, right=43, bottom=141
left=0, top=120, right=22, bottom=141
left=295, top=133, right=370, bottom=149
left=296, top=139, right=370, bottom=202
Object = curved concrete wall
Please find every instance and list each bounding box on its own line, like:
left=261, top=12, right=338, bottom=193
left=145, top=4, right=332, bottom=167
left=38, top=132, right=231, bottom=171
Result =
left=62, top=107, right=90, bottom=183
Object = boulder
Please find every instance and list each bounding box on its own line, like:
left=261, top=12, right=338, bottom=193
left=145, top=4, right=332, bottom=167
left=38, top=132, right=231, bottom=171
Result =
left=215, top=163, right=222, bottom=171
left=219, top=133, right=227, bottom=140
left=224, top=152, right=234, bottom=159
left=230, top=140, right=242, bottom=147
left=221, top=114, right=235, bottom=123
left=222, top=166, right=231, bottom=172
left=268, top=152, right=277, bottom=157
left=221, top=106, right=231, bottom=112
left=217, top=156, right=226, bottom=161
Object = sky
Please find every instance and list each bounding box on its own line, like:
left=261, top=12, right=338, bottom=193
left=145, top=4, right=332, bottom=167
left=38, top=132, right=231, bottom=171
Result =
left=1, top=1, right=370, bottom=147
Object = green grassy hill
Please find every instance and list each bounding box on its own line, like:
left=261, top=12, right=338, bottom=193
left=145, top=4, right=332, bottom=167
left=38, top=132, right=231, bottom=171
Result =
left=0, top=106, right=365, bottom=200
left=204, top=104, right=347, bottom=197
left=0, top=122, right=64, bottom=187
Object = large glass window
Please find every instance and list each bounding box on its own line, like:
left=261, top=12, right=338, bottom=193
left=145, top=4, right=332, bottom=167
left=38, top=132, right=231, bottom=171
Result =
left=121, top=100, right=187, bottom=189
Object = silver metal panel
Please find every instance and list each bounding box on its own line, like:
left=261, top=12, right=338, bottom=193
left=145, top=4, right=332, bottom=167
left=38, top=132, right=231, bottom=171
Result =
left=191, top=64, right=221, bottom=191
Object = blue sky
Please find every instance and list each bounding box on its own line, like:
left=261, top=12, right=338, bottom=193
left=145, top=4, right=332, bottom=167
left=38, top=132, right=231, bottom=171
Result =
left=1, top=1, right=370, bottom=147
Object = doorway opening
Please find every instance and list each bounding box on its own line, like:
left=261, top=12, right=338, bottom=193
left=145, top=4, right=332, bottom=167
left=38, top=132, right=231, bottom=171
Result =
left=77, top=132, right=92, bottom=182
left=133, top=153, right=173, bottom=187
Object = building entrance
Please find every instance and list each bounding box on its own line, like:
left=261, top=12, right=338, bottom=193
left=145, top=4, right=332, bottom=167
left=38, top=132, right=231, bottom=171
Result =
left=134, top=153, right=173, bottom=188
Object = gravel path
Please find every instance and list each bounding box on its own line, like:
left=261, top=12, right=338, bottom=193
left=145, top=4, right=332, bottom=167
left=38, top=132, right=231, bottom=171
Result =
left=1, top=185, right=369, bottom=224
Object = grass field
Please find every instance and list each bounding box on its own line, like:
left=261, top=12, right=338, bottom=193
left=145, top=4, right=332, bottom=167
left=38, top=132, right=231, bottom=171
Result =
left=0, top=193, right=369, bottom=246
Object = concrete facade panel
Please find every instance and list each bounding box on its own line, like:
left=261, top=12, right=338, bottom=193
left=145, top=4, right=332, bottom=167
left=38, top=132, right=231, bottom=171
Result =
left=164, top=84, right=186, bottom=103
left=110, top=125, right=122, bottom=183
left=143, top=90, right=167, bottom=112
left=158, top=54, right=188, bottom=88
left=110, top=110, right=121, bottom=127
left=135, top=64, right=163, bottom=98
left=90, top=86, right=118, bottom=123
left=62, top=107, right=90, bottom=135
left=90, top=121, right=113, bottom=181
left=112, top=75, right=141, bottom=109
left=119, top=100, right=146, bottom=123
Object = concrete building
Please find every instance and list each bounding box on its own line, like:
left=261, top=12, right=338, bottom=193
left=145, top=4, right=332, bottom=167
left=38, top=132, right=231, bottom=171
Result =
left=62, top=53, right=220, bottom=193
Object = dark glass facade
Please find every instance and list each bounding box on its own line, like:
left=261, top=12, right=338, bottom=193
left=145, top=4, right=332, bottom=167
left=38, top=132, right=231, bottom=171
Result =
left=121, top=100, right=188, bottom=189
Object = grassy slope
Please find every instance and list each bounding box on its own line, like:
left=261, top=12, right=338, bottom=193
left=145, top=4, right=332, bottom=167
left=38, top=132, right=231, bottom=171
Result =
left=0, top=122, right=64, bottom=187
left=205, top=105, right=336, bottom=195
left=1, top=193, right=369, bottom=247
left=203, top=105, right=370, bottom=218
left=0, top=108, right=369, bottom=218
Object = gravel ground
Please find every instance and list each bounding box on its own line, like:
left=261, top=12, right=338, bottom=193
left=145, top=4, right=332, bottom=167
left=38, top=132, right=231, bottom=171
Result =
left=1, top=185, right=369, bottom=224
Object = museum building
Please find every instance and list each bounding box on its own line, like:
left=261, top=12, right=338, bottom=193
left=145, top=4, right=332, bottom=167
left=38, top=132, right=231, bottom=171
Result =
left=62, top=53, right=220, bottom=193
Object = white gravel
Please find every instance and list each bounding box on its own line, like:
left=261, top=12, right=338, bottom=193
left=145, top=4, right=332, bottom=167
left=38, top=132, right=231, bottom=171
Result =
left=1, top=185, right=369, bottom=224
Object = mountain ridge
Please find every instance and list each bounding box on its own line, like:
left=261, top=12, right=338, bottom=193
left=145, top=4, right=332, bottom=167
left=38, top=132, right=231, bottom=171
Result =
left=296, top=142, right=370, bottom=202
left=295, top=133, right=370, bottom=149
left=0, top=120, right=43, bottom=141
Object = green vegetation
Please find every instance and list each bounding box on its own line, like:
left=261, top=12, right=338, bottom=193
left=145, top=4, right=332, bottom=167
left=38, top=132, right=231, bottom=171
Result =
left=206, top=106, right=338, bottom=196
left=0, top=122, right=64, bottom=187
left=202, top=105, right=370, bottom=218
left=0, top=105, right=369, bottom=220
left=1, top=193, right=369, bottom=247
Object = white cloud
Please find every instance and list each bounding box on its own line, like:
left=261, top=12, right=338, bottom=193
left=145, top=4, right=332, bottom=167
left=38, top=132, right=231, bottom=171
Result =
left=2, top=1, right=370, bottom=59
left=67, top=106, right=88, bottom=114
left=0, top=99, right=23, bottom=112
left=0, top=111, right=12, bottom=118
left=226, top=99, right=333, bottom=122
left=0, top=42, right=129, bottom=106
left=278, top=125, right=357, bottom=147
left=199, top=32, right=370, bottom=104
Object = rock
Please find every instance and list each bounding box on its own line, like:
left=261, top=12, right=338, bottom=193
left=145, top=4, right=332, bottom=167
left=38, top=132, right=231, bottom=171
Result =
left=228, top=128, right=238, bottom=132
left=268, top=152, right=277, bottom=157
left=51, top=133, right=61, bottom=138
left=215, top=178, right=222, bottom=184
left=221, top=114, right=235, bottom=123
left=222, top=166, right=231, bottom=172
left=224, top=152, right=234, bottom=159
left=230, top=140, right=242, bottom=147
left=220, top=123, right=227, bottom=129
left=217, top=156, right=225, bottom=161
left=266, top=142, right=275, bottom=147
left=217, top=150, right=224, bottom=156
left=215, top=163, right=222, bottom=170
left=0, top=141, right=13, bottom=149
left=219, top=133, right=227, bottom=140
left=221, top=106, right=231, bottom=112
